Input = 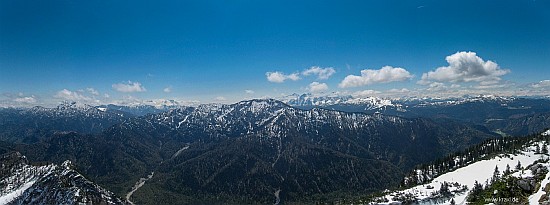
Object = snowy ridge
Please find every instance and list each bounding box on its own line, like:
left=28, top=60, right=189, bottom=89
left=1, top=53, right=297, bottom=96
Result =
left=97, top=100, right=190, bottom=116
left=281, top=93, right=402, bottom=110
left=27, top=101, right=127, bottom=118
left=148, top=99, right=406, bottom=140
left=281, top=94, right=520, bottom=112
left=411, top=95, right=515, bottom=107
left=0, top=152, right=56, bottom=204
left=0, top=152, right=125, bottom=205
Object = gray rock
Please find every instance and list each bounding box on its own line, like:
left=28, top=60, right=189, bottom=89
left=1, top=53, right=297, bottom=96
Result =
left=517, top=177, right=535, bottom=191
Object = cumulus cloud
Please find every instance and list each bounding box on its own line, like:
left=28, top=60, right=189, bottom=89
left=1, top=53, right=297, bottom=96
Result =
left=426, top=82, right=447, bottom=91
left=266, top=71, right=300, bottom=83
left=339, top=66, right=413, bottom=88
left=531, top=80, right=550, bottom=88
left=12, top=93, right=37, bottom=104
left=0, top=93, right=39, bottom=107
left=54, top=89, right=93, bottom=101
left=112, top=81, right=146, bottom=93
left=163, top=86, right=172, bottom=93
left=352, top=90, right=381, bottom=97
left=245, top=90, right=255, bottom=94
left=86, top=88, right=99, bottom=96
left=387, top=88, right=410, bottom=93
left=307, top=82, right=329, bottom=93
left=423, top=82, right=471, bottom=92
left=302, top=66, right=336, bottom=80
left=473, top=84, right=511, bottom=90
left=14, top=96, right=37, bottom=104
left=418, top=51, right=510, bottom=85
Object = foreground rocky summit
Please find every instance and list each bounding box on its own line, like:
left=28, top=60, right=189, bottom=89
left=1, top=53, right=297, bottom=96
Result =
left=0, top=152, right=126, bottom=205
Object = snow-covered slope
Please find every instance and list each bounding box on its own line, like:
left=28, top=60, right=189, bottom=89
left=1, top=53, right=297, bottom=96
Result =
left=96, top=101, right=186, bottom=116
left=0, top=152, right=125, bottom=205
left=281, top=94, right=516, bottom=108
left=281, top=93, right=403, bottom=110
left=373, top=130, right=550, bottom=205
left=407, top=95, right=515, bottom=107
left=26, top=101, right=126, bottom=118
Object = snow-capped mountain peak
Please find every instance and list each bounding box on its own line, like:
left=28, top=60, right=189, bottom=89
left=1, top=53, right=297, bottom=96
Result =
left=280, top=93, right=402, bottom=111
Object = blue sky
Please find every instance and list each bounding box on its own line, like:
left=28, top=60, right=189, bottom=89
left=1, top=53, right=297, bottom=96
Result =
left=1, top=0, right=549, bottom=106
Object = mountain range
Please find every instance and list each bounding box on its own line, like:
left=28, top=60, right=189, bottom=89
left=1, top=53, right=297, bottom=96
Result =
left=0, top=96, right=549, bottom=204
left=283, top=94, right=550, bottom=136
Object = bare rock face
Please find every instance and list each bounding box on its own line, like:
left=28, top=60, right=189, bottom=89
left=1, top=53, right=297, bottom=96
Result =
left=529, top=163, right=549, bottom=178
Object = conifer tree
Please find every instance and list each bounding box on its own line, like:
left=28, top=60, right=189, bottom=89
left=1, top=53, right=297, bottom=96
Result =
left=504, top=164, right=511, bottom=176
left=492, top=165, right=500, bottom=182
left=440, top=182, right=450, bottom=195
left=516, top=160, right=522, bottom=170
left=468, top=180, right=483, bottom=202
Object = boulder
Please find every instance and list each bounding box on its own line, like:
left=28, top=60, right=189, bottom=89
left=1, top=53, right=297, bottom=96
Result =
left=517, top=177, right=535, bottom=191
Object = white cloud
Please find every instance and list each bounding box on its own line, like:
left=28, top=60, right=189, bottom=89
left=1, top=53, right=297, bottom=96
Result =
left=429, top=82, right=444, bottom=88
left=163, top=86, right=172, bottom=93
left=352, top=90, right=381, bottom=97
left=86, top=88, right=99, bottom=96
left=479, top=80, right=500, bottom=86
left=339, top=66, right=413, bottom=88
left=427, top=82, right=447, bottom=91
left=0, top=93, right=39, bottom=107
left=387, top=88, right=410, bottom=93
left=307, top=82, right=329, bottom=93
left=112, top=81, right=146, bottom=93
left=214, top=96, right=227, bottom=102
left=109, top=95, right=142, bottom=106
left=54, top=89, right=93, bottom=101
left=302, top=66, right=336, bottom=80
left=245, top=90, right=255, bottom=94
left=473, top=82, right=513, bottom=90
left=423, top=83, right=464, bottom=92
left=531, top=80, right=550, bottom=88
left=14, top=95, right=37, bottom=104
left=266, top=71, right=300, bottom=83
left=418, top=51, right=510, bottom=85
